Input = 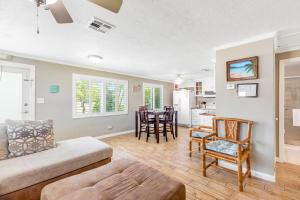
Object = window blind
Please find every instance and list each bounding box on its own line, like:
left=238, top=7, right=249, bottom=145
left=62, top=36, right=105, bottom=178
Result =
left=72, top=74, right=128, bottom=118
left=143, top=83, right=163, bottom=110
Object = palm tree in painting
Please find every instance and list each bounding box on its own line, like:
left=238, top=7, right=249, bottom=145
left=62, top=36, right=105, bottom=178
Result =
left=244, top=63, right=254, bottom=74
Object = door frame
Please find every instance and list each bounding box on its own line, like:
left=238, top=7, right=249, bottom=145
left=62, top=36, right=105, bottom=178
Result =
left=278, top=57, right=300, bottom=162
left=0, top=60, right=35, bottom=120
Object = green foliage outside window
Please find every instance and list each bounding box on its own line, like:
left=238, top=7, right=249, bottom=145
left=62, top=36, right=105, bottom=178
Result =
left=144, top=87, right=153, bottom=110
left=91, top=82, right=101, bottom=113
left=75, top=77, right=127, bottom=115
left=106, top=83, right=116, bottom=112
left=154, top=88, right=161, bottom=109
left=76, top=80, right=89, bottom=113
left=117, top=84, right=125, bottom=111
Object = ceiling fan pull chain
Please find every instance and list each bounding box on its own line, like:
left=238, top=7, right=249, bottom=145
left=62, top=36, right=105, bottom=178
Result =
left=36, top=6, right=40, bottom=34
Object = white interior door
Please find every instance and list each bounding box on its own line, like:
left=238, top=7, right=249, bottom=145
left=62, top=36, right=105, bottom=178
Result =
left=279, top=58, right=300, bottom=165
left=0, top=65, right=34, bottom=122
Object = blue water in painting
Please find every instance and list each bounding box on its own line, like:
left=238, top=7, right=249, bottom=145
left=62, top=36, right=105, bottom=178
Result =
left=229, top=60, right=254, bottom=78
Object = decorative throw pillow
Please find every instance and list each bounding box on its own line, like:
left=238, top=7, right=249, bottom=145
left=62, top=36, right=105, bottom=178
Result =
left=0, top=124, right=9, bottom=160
left=5, top=120, right=55, bottom=158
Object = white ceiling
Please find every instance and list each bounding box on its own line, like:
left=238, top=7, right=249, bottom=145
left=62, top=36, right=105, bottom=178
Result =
left=1, top=0, right=300, bottom=82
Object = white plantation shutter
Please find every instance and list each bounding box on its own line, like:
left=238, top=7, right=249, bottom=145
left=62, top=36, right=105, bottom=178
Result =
left=72, top=74, right=128, bottom=118
left=143, top=83, right=163, bottom=110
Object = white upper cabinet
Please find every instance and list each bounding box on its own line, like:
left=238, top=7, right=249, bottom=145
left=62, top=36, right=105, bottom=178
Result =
left=194, top=76, right=215, bottom=95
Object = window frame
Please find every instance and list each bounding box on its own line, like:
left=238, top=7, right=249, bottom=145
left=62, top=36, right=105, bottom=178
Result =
left=142, top=83, right=164, bottom=110
left=72, top=74, right=128, bottom=118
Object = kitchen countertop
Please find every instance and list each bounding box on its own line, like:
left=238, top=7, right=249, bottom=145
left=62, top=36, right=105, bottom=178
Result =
left=191, top=108, right=216, bottom=115
left=191, top=107, right=216, bottom=110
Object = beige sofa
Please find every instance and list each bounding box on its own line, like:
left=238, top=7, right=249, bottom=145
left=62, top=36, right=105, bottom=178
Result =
left=0, top=137, right=113, bottom=200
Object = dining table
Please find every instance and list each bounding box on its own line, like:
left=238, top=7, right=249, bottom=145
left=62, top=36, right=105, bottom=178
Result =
left=135, top=110, right=178, bottom=143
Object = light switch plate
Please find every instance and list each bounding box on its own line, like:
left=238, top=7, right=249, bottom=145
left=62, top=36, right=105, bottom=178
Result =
left=37, top=98, right=45, bottom=104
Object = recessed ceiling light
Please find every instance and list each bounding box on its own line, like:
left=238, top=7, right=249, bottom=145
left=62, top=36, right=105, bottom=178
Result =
left=88, top=55, right=103, bottom=64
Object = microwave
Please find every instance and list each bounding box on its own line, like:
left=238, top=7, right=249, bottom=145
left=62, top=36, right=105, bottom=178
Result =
left=203, top=91, right=216, bottom=98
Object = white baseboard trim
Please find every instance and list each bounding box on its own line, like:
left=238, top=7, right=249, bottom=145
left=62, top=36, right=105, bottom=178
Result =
left=219, top=161, right=275, bottom=182
left=96, top=129, right=135, bottom=139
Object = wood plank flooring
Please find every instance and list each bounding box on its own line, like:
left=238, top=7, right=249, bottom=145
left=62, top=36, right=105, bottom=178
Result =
left=102, top=127, right=300, bottom=200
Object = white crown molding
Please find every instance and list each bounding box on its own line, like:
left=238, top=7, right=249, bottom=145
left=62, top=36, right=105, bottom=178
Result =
left=96, top=129, right=134, bottom=139
left=0, top=49, right=173, bottom=83
left=214, top=32, right=276, bottom=51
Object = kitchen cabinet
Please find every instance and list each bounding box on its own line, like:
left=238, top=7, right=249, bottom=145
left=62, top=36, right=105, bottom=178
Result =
left=191, top=109, right=215, bottom=127
left=195, top=81, right=203, bottom=96
left=194, top=76, right=215, bottom=96
left=202, top=77, right=215, bottom=93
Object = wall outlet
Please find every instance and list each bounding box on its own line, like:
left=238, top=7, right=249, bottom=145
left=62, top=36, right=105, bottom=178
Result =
left=107, top=126, right=113, bottom=130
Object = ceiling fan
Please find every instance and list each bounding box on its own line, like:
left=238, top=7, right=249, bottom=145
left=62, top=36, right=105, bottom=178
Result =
left=33, top=0, right=123, bottom=24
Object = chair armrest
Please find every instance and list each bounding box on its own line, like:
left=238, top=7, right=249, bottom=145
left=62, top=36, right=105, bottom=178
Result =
left=203, top=132, right=217, bottom=139
left=199, top=125, right=213, bottom=130
left=237, top=138, right=250, bottom=145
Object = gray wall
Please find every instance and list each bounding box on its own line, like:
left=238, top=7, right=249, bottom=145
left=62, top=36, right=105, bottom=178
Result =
left=9, top=56, right=174, bottom=141
left=215, top=38, right=276, bottom=175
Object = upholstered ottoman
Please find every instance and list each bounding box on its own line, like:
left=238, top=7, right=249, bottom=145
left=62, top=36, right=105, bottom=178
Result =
left=41, top=159, right=186, bottom=200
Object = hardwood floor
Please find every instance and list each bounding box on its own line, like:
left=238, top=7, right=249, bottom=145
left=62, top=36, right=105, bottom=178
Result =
left=102, top=127, right=300, bottom=200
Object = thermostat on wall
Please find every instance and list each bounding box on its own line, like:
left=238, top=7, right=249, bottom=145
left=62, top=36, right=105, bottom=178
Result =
left=226, top=83, right=236, bottom=90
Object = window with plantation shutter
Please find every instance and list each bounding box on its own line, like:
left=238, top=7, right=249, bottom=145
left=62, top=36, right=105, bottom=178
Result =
left=143, top=83, right=163, bottom=110
left=72, top=74, right=128, bottom=118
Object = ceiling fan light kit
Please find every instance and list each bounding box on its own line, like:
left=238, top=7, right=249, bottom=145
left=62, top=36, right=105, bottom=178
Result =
left=32, top=0, right=123, bottom=33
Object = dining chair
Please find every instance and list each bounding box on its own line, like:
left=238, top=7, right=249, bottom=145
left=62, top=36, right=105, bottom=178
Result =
left=139, top=106, right=147, bottom=112
left=138, top=110, right=155, bottom=142
left=202, top=117, right=254, bottom=192
left=164, top=106, right=174, bottom=112
left=159, top=110, right=176, bottom=142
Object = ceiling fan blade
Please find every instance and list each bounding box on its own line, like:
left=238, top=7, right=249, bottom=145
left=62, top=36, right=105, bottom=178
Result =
left=88, top=0, right=123, bottom=13
left=49, top=0, right=73, bottom=24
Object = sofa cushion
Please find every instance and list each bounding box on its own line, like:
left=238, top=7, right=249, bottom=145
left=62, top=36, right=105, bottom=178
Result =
left=41, top=159, right=185, bottom=200
left=0, top=124, right=8, bottom=160
left=0, top=137, right=113, bottom=195
left=6, top=120, right=55, bottom=158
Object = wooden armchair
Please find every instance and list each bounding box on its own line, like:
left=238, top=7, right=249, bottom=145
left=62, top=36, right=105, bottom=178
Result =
left=202, top=117, right=253, bottom=192
left=189, top=125, right=214, bottom=157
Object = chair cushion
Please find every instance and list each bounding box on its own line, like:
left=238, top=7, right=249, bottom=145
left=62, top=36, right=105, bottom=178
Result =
left=0, top=124, right=8, bottom=160
left=0, top=137, right=113, bottom=195
left=206, top=140, right=246, bottom=157
left=41, top=159, right=186, bottom=200
left=191, top=131, right=209, bottom=138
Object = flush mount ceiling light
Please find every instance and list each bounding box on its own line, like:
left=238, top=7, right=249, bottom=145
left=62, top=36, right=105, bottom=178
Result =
left=174, top=74, right=183, bottom=85
left=88, top=55, right=103, bottom=64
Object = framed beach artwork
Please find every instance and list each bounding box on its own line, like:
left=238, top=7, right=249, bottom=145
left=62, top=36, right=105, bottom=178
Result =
left=226, top=56, right=259, bottom=81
